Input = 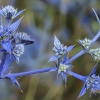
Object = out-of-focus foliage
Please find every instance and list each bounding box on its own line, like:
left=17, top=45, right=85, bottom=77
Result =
left=0, top=0, right=100, bottom=100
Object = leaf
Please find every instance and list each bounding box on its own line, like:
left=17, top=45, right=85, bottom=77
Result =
left=67, top=45, right=75, bottom=52
left=2, top=41, right=12, bottom=53
left=48, top=55, right=58, bottom=62
left=10, top=17, right=23, bottom=32
left=14, top=9, right=26, bottom=18
left=54, top=35, right=61, bottom=48
left=78, top=84, right=86, bottom=98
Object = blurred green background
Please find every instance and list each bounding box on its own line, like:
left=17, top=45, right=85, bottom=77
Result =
left=0, top=0, right=100, bottom=100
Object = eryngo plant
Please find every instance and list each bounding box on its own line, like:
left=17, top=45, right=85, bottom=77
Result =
left=0, top=5, right=100, bottom=99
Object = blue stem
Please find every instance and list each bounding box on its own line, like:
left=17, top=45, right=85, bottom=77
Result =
left=65, top=50, right=85, bottom=64
left=1, top=55, right=14, bottom=75
left=6, top=67, right=57, bottom=78
left=6, top=19, right=11, bottom=30
left=0, top=52, right=7, bottom=72
left=65, top=30, right=100, bottom=64
left=67, top=70, right=86, bottom=82
left=0, top=49, right=5, bottom=52
left=90, top=30, right=100, bottom=46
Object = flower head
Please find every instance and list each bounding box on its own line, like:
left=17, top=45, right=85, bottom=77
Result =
left=89, top=48, right=100, bottom=62
left=78, top=38, right=91, bottom=51
left=12, top=44, right=24, bottom=62
left=2, top=5, right=17, bottom=20
left=68, top=63, right=99, bottom=98
left=52, top=35, right=67, bottom=58
left=48, top=35, right=74, bottom=62
left=54, top=56, right=72, bottom=84
left=13, top=32, right=34, bottom=45
left=86, top=74, right=100, bottom=95
left=0, top=5, right=25, bottom=20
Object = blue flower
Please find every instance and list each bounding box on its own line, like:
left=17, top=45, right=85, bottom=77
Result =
left=12, top=44, right=24, bottom=63
left=48, top=35, right=74, bottom=62
left=0, top=29, right=12, bottom=53
left=68, top=63, right=99, bottom=98
left=78, top=38, right=91, bottom=51
left=0, top=17, right=23, bottom=53
left=89, top=48, right=100, bottom=62
left=0, top=5, right=25, bottom=20
left=53, top=56, right=72, bottom=84
left=13, top=32, right=34, bottom=45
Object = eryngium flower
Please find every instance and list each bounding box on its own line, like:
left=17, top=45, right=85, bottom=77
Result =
left=12, top=44, right=24, bottom=62
left=78, top=38, right=91, bottom=51
left=68, top=63, right=99, bottom=98
left=89, top=48, right=100, bottom=62
left=53, top=35, right=67, bottom=57
left=0, top=5, right=25, bottom=20
left=2, top=5, right=17, bottom=19
left=58, top=63, right=71, bottom=73
left=53, top=56, right=72, bottom=84
left=48, top=35, right=74, bottom=62
left=86, top=74, right=100, bottom=95
left=13, top=32, right=34, bottom=45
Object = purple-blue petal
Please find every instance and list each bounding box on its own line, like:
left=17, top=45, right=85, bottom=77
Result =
left=67, top=45, right=75, bottom=52
left=48, top=55, right=58, bottom=62
left=10, top=77, right=21, bottom=90
left=62, top=72, right=67, bottom=84
left=15, top=9, right=26, bottom=18
left=54, top=35, right=61, bottom=48
left=88, top=63, right=98, bottom=77
left=63, top=55, right=68, bottom=63
left=10, top=17, right=23, bottom=32
left=2, top=41, right=12, bottom=53
left=78, top=84, right=86, bottom=98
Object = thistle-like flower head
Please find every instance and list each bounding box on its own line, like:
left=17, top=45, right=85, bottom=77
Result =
left=54, top=56, right=72, bottom=84
left=0, top=5, right=25, bottom=20
left=53, top=35, right=67, bottom=57
left=86, top=74, right=100, bottom=95
left=53, top=44, right=67, bottom=58
left=13, top=32, right=34, bottom=45
left=48, top=35, right=74, bottom=62
left=58, top=63, right=71, bottom=74
left=12, top=44, right=24, bottom=62
left=78, top=63, right=99, bottom=98
left=78, top=38, right=91, bottom=51
left=2, top=5, right=17, bottom=20
left=89, top=48, right=100, bottom=62
left=68, top=63, right=99, bottom=98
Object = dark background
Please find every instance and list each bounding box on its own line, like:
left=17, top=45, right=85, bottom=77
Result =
left=0, top=0, right=100, bottom=100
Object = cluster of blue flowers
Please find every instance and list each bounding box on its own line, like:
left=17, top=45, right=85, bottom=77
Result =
left=0, top=5, right=100, bottom=98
